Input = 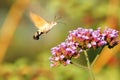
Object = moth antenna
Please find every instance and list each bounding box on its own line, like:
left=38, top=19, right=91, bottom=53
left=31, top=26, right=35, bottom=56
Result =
left=57, top=21, right=67, bottom=26
left=54, top=15, right=61, bottom=22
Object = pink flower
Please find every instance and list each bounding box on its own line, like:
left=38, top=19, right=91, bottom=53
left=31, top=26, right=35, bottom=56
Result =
left=50, top=27, right=119, bottom=67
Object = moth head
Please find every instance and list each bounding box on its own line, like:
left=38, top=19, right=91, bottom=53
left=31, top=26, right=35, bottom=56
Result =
left=50, top=21, right=57, bottom=26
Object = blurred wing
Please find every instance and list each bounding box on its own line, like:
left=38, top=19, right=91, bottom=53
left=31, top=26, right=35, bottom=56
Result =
left=29, top=12, right=49, bottom=28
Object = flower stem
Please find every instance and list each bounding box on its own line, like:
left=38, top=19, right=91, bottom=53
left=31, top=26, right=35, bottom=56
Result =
left=84, top=50, right=95, bottom=80
left=91, top=54, right=99, bottom=67
left=71, top=62, right=89, bottom=70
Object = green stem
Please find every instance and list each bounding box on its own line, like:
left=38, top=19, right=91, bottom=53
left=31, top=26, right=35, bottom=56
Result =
left=84, top=50, right=95, bottom=80
left=72, top=62, right=89, bottom=70
left=91, top=54, right=99, bottom=67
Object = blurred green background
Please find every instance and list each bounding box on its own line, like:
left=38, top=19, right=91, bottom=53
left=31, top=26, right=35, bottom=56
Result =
left=0, top=0, right=120, bottom=80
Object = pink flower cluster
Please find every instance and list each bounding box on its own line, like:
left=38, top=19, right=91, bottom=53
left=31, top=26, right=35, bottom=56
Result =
left=50, top=27, right=119, bottom=67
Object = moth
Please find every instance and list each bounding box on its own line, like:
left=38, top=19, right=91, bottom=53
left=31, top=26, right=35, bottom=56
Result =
left=29, top=12, right=57, bottom=40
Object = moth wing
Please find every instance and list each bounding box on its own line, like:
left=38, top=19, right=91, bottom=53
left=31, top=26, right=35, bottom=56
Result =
left=29, top=12, right=49, bottom=29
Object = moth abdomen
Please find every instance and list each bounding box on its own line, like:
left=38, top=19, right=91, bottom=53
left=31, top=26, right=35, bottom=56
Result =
left=33, top=31, right=43, bottom=40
